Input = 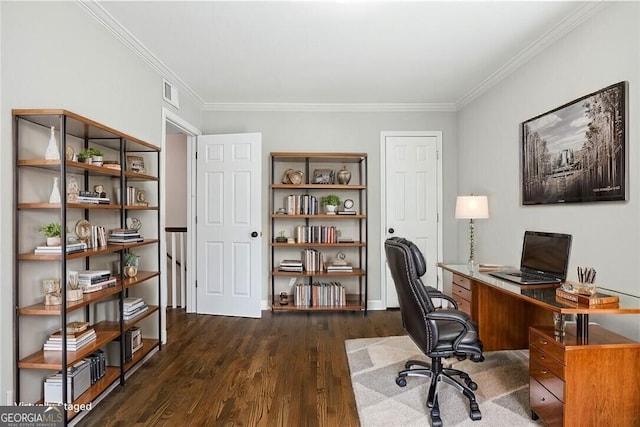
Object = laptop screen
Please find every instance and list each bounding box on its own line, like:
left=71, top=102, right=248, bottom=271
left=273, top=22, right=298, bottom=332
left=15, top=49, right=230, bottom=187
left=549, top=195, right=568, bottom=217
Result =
left=520, top=231, right=572, bottom=279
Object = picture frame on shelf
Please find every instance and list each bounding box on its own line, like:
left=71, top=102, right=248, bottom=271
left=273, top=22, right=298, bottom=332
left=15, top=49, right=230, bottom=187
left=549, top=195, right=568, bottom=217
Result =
left=312, top=168, right=335, bottom=184
left=126, top=155, right=146, bottom=174
left=521, top=81, right=626, bottom=205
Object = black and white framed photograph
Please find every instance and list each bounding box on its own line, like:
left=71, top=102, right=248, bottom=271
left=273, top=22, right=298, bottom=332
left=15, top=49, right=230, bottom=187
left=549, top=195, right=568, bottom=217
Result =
left=521, top=81, right=626, bottom=205
left=312, top=168, right=335, bottom=184
left=126, top=155, right=146, bottom=174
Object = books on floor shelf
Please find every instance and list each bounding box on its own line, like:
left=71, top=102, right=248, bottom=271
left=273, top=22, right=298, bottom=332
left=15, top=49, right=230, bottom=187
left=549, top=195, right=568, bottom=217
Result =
left=295, top=282, right=346, bottom=307
left=78, top=270, right=117, bottom=293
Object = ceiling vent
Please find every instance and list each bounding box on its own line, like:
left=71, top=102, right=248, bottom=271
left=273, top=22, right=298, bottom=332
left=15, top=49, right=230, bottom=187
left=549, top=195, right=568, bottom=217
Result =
left=163, top=79, right=180, bottom=109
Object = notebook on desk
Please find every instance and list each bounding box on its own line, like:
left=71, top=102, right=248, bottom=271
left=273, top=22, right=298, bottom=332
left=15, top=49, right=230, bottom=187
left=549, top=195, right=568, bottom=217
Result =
left=489, top=231, right=572, bottom=285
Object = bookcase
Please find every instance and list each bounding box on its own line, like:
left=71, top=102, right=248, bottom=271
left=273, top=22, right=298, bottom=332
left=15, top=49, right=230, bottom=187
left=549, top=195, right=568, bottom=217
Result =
left=270, top=152, right=367, bottom=313
left=13, top=109, right=161, bottom=422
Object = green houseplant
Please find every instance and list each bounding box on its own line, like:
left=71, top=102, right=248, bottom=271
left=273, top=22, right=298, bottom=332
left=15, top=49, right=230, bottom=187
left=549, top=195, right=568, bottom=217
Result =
left=39, top=222, right=62, bottom=246
left=78, top=147, right=104, bottom=164
left=321, top=195, right=341, bottom=215
left=123, top=251, right=139, bottom=278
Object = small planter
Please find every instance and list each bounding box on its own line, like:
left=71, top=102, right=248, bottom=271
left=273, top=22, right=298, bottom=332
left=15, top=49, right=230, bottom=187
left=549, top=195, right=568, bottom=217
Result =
left=67, top=289, right=84, bottom=301
left=325, top=205, right=338, bottom=215
left=124, top=265, right=138, bottom=278
left=91, top=155, right=104, bottom=166
left=46, top=236, right=61, bottom=246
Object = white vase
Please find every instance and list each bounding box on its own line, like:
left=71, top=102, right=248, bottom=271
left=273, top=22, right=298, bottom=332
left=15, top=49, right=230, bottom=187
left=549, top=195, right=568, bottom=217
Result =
left=49, top=177, right=61, bottom=203
left=325, top=205, right=337, bottom=215
left=45, top=126, right=60, bottom=160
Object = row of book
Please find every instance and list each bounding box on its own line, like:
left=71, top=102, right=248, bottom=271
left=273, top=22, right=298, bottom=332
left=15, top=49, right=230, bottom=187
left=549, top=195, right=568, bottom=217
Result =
left=34, top=242, right=88, bottom=255
left=294, top=282, right=347, bottom=307
left=302, top=249, right=325, bottom=273
left=279, top=257, right=355, bottom=273
left=79, top=270, right=117, bottom=293
left=107, top=228, right=144, bottom=244
left=77, top=190, right=110, bottom=204
left=123, top=297, right=148, bottom=321
left=278, top=259, right=303, bottom=272
left=43, top=350, right=106, bottom=404
left=285, top=194, right=319, bottom=215
left=295, top=225, right=338, bottom=244
left=43, top=327, right=97, bottom=352
left=89, top=225, right=108, bottom=248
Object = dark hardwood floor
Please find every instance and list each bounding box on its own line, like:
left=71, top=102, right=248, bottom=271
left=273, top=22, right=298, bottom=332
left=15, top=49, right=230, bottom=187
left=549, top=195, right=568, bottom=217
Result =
left=77, top=308, right=404, bottom=426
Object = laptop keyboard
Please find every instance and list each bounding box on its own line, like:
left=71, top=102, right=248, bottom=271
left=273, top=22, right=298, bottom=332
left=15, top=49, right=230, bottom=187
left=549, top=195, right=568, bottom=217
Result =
left=510, top=272, right=551, bottom=281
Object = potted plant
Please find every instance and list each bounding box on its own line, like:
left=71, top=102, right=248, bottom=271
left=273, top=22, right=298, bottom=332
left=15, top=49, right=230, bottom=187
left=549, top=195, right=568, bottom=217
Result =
left=275, top=230, right=287, bottom=243
left=39, top=222, right=62, bottom=246
left=321, top=195, right=341, bottom=215
left=123, top=251, right=139, bottom=278
left=78, top=147, right=104, bottom=165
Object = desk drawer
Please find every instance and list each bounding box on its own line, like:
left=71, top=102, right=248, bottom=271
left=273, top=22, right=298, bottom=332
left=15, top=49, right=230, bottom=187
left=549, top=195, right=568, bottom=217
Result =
left=452, top=283, right=472, bottom=302
left=530, top=358, right=564, bottom=401
left=452, top=294, right=471, bottom=316
left=529, top=328, right=565, bottom=364
left=529, top=345, right=565, bottom=380
left=452, top=274, right=471, bottom=291
left=530, top=377, right=564, bottom=427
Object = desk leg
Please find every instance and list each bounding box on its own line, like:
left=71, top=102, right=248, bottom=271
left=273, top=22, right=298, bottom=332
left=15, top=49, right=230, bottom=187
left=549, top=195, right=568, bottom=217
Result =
left=576, top=314, right=589, bottom=343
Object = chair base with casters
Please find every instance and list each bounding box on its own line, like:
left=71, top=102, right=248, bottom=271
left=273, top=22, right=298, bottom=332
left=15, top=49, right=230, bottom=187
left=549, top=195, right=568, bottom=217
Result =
left=395, top=356, right=483, bottom=426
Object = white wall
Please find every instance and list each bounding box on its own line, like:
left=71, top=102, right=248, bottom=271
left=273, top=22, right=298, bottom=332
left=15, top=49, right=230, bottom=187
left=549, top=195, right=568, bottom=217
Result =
left=201, top=110, right=458, bottom=306
left=457, top=2, right=640, bottom=339
left=0, top=1, right=202, bottom=402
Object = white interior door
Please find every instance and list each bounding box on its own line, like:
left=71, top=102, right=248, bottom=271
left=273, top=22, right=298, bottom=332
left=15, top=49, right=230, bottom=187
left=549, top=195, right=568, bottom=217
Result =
left=196, top=133, right=262, bottom=318
left=381, top=132, right=442, bottom=308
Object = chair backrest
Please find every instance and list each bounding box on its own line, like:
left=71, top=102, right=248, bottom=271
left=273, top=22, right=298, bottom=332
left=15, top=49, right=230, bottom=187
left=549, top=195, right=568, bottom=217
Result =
left=384, top=237, right=438, bottom=353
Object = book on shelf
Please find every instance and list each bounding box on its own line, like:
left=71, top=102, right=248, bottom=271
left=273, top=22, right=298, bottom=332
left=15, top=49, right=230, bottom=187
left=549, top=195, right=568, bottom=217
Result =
left=123, top=297, right=146, bottom=312
left=81, top=277, right=117, bottom=293
left=78, top=269, right=111, bottom=278
left=326, top=263, right=353, bottom=272
left=34, top=242, right=87, bottom=254
left=49, top=327, right=96, bottom=343
left=337, top=210, right=357, bottom=215
left=555, top=287, right=619, bottom=306
left=66, top=321, right=89, bottom=333
left=44, top=329, right=96, bottom=351
left=76, top=196, right=110, bottom=204
left=337, top=237, right=354, bottom=243
left=123, top=304, right=148, bottom=321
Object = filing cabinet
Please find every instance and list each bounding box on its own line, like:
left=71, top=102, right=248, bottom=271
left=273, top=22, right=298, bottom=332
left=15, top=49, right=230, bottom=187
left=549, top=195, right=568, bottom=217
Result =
left=451, top=273, right=472, bottom=315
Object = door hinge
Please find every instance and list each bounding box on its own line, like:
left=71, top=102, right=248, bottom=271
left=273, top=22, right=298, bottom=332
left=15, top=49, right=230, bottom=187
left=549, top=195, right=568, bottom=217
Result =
left=195, top=280, right=197, bottom=288
left=195, top=151, right=198, bottom=159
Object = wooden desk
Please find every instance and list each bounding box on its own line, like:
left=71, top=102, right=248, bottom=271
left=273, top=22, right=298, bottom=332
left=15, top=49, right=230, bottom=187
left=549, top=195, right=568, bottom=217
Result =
left=439, top=264, right=640, bottom=427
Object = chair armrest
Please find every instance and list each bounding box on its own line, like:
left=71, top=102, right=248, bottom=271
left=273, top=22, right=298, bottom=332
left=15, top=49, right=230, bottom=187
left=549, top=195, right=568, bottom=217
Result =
left=427, top=309, right=475, bottom=349
left=425, top=286, right=459, bottom=309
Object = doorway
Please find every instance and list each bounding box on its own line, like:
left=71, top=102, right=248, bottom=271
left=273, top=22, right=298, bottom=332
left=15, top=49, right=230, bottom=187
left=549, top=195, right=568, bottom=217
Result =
left=380, top=131, right=443, bottom=308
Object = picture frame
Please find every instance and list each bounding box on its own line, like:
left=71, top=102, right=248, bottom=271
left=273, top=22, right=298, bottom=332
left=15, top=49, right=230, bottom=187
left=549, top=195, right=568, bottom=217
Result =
left=312, top=168, right=335, bottom=184
left=126, top=155, right=146, bottom=174
left=521, top=81, right=626, bottom=205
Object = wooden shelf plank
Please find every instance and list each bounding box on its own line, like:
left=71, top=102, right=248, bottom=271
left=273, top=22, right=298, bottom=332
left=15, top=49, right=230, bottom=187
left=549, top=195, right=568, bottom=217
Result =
left=18, top=321, right=120, bottom=370
left=124, top=305, right=159, bottom=329
left=272, top=268, right=365, bottom=277
left=271, top=184, right=366, bottom=190
left=18, top=244, right=124, bottom=261
left=271, top=213, right=366, bottom=219
left=122, top=271, right=160, bottom=289
left=270, top=242, right=365, bottom=247
left=18, top=284, right=123, bottom=315
left=66, top=367, right=120, bottom=420
left=123, top=338, right=160, bottom=372
left=270, top=152, right=367, bottom=162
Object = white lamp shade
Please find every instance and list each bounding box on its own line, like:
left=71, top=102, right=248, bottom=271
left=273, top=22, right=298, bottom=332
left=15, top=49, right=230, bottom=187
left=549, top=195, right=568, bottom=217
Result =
left=455, top=196, right=489, bottom=219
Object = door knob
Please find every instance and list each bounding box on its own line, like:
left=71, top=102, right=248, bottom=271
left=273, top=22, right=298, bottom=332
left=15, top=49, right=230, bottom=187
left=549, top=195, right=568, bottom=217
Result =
left=388, top=228, right=395, bottom=234
left=251, top=231, right=259, bottom=238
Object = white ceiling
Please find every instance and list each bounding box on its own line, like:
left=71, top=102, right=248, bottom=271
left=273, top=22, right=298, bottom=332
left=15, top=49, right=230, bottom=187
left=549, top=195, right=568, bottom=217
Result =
left=91, top=1, right=598, bottom=110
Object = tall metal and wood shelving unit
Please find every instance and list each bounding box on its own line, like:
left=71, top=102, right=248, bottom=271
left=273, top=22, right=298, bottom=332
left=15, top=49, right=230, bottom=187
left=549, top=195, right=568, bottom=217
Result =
left=269, top=152, right=367, bottom=313
left=13, top=109, right=161, bottom=424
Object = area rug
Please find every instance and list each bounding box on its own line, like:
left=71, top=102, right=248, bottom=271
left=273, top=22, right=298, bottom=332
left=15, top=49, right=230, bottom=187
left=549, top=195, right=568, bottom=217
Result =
left=345, top=336, right=544, bottom=426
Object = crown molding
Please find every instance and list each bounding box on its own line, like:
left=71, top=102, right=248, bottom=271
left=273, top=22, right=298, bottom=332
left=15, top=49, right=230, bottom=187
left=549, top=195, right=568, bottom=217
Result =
left=78, top=0, right=205, bottom=107
left=202, top=102, right=457, bottom=113
left=456, top=1, right=607, bottom=110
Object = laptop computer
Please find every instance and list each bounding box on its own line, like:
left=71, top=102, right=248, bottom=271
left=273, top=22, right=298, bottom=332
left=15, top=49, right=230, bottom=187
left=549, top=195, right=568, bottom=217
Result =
left=489, top=231, right=572, bottom=285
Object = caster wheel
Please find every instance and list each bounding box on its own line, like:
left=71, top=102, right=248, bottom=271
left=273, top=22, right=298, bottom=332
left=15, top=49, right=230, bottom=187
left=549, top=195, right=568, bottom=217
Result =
left=470, top=409, right=482, bottom=420
left=466, top=380, right=478, bottom=391
left=404, top=361, right=413, bottom=369
left=429, top=415, right=443, bottom=427
left=395, top=376, right=407, bottom=387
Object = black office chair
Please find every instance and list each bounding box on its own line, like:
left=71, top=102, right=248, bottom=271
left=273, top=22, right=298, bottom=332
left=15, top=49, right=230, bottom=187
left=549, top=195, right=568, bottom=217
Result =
left=384, top=237, right=484, bottom=426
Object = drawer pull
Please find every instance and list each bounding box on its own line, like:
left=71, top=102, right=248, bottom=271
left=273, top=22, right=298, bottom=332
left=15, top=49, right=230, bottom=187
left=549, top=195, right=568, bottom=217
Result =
left=540, top=340, right=548, bottom=345
left=540, top=397, right=546, bottom=402
left=540, top=355, right=545, bottom=360
left=540, top=370, right=548, bottom=374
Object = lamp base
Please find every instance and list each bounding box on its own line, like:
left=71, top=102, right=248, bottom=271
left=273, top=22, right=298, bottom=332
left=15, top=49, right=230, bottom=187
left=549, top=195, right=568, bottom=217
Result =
left=468, top=259, right=477, bottom=273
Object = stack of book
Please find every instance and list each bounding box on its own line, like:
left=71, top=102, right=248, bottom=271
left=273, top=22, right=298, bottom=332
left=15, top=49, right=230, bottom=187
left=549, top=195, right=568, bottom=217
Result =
left=337, top=236, right=354, bottom=243
left=278, top=259, right=303, bottom=272
left=123, top=297, right=148, bottom=321
left=43, top=327, right=97, bottom=352
left=107, top=228, right=144, bottom=244
left=34, top=242, right=87, bottom=255
left=326, top=262, right=353, bottom=273
left=90, top=225, right=107, bottom=248
left=302, top=249, right=325, bottom=273
left=77, top=190, right=110, bottom=204
left=78, top=270, right=117, bottom=293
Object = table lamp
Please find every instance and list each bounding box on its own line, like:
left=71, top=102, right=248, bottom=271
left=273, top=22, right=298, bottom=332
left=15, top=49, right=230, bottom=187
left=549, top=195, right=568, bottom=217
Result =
left=455, top=195, right=489, bottom=272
